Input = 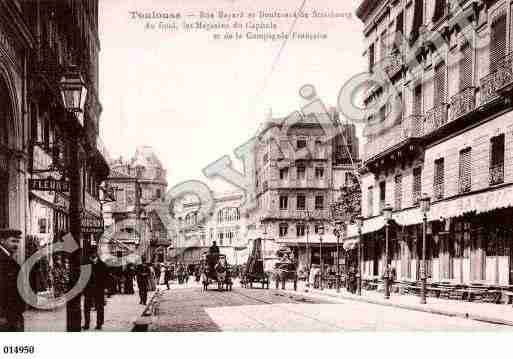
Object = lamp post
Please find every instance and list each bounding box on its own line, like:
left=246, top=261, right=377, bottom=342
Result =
left=318, top=224, right=325, bottom=290
left=383, top=205, right=393, bottom=300
left=356, top=215, right=364, bottom=296
left=305, top=210, right=311, bottom=289
left=420, top=194, right=431, bottom=305
left=333, top=224, right=341, bottom=293
left=261, top=219, right=267, bottom=272
left=59, top=66, right=88, bottom=332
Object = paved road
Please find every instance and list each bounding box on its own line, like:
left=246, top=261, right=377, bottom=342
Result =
left=153, top=284, right=511, bottom=332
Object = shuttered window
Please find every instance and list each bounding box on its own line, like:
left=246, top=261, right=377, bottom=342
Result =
left=380, top=30, right=388, bottom=61
left=368, top=186, right=374, bottom=217
left=379, top=181, right=386, bottom=213
left=394, top=174, right=402, bottom=210
left=490, top=13, right=507, bottom=73
left=434, top=62, right=446, bottom=106
left=369, top=43, right=375, bottom=73
left=459, top=147, right=472, bottom=193
left=490, top=134, right=505, bottom=185
left=414, top=85, right=422, bottom=114
left=459, top=44, right=473, bottom=90
left=433, top=0, right=447, bottom=23
left=413, top=167, right=422, bottom=205
left=434, top=158, right=445, bottom=200
left=411, top=0, right=424, bottom=43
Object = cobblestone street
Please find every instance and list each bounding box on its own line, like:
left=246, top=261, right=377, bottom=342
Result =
left=153, top=282, right=513, bottom=332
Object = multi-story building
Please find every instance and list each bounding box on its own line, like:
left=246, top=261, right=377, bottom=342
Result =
left=101, top=146, right=170, bottom=262
left=252, top=109, right=360, bottom=271
left=172, top=191, right=249, bottom=266
left=355, top=0, right=513, bottom=286
left=0, top=1, right=109, bottom=273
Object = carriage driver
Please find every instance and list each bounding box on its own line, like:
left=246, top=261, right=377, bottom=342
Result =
left=209, top=241, right=220, bottom=255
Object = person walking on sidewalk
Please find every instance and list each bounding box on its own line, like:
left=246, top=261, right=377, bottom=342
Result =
left=83, top=248, right=108, bottom=330
left=164, top=264, right=172, bottom=290
left=0, top=229, right=25, bottom=332
left=136, top=260, right=150, bottom=305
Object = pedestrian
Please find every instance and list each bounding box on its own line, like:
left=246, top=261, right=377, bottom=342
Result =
left=125, top=264, right=135, bottom=295
left=164, top=264, right=172, bottom=290
left=136, top=259, right=150, bottom=305
left=0, top=229, right=25, bottom=332
left=82, top=248, right=108, bottom=330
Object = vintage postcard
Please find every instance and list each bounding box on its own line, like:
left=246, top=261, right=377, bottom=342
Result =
left=1, top=0, right=513, bottom=350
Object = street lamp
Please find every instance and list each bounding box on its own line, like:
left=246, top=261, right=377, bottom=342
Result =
left=318, top=224, right=325, bottom=291
left=356, top=215, right=364, bottom=296
left=333, top=222, right=345, bottom=293
left=420, top=194, right=431, bottom=305
left=59, top=66, right=88, bottom=332
left=261, top=219, right=267, bottom=272
left=383, top=205, right=393, bottom=300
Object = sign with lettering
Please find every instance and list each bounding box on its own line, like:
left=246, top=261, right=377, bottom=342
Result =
left=29, top=178, right=70, bottom=192
left=81, top=215, right=104, bottom=234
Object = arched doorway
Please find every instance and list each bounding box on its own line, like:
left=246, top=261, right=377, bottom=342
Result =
left=0, top=78, right=13, bottom=229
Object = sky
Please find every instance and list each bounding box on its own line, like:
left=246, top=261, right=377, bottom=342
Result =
left=98, top=0, right=365, bottom=192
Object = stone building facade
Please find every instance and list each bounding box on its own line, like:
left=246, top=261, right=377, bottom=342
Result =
left=355, top=0, right=513, bottom=286
left=102, top=146, right=169, bottom=263
left=252, top=109, right=360, bottom=271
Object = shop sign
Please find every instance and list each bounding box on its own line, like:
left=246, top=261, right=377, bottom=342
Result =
left=81, top=215, right=104, bottom=234
left=29, top=178, right=70, bottom=192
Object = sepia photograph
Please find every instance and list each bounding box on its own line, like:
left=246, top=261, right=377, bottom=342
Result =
left=1, top=0, right=513, bottom=354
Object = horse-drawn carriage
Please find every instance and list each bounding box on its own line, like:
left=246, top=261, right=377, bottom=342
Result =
left=200, top=253, right=233, bottom=291
left=272, top=246, right=298, bottom=291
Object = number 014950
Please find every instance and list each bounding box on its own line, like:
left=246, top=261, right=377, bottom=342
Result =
left=3, top=346, right=35, bottom=354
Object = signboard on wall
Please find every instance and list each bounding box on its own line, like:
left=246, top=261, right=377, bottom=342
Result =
left=29, top=178, right=70, bottom=192
left=81, top=214, right=104, bottom=234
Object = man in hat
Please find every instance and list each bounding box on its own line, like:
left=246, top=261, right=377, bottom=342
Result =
left=83, top=247, right=108, bottom=330
left=0, top=229, right=25, bottom=331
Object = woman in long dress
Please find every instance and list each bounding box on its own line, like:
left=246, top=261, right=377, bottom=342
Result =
left=159, top=265, right=166, bottom=285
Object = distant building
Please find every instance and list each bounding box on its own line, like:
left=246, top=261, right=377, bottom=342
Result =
left=101, top=146, right=170, bottom=262
left=251, top=108, right=360, bottom=271
left=171, top=192, right=249, bottom=266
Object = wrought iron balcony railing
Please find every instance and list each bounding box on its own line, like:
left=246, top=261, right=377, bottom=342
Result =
left=450, top=87, right=476, bottom=122
left=384, top=50, right=403, bottom=78
left=422, top=103, right=448, bottom=136
left=490, top=164, right=505, bottom=186
left=433, top=183, right=444, bottom=201
left=480, top=53, right=513, bottom=105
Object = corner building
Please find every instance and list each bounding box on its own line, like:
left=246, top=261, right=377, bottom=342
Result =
left=356, top=0, right=513, bottom=286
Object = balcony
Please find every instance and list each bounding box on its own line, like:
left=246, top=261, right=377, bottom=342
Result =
left=480, top=53, right=513, bottom=106
left=383, top=50, right=403, bottom=78
left=264, top=209, right=331, bottom=221
left=450, top=87, right=476, bottom=122
left=421, top=103, right=448, bottom=136
left=363, top=114, right=420, bottom=161
left=490, top=164, right=505, bottom=186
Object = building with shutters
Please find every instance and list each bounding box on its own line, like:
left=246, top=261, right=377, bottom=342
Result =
left=252, top=108, right=360, bottom=272
left=101, top=146, right=170, bottom=263
left=171, top=191, right=249, bottom=266
left=354, top=0, right=513, bottom=288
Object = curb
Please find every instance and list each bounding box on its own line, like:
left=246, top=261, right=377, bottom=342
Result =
left=132, top=290, right=161, bottom=332
left=303, top=289, right=513, bottom=327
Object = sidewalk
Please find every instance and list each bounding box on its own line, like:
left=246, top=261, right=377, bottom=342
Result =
left=24, top=291, right=157, bottom=332
left=291, top=282, right=513, bottom=327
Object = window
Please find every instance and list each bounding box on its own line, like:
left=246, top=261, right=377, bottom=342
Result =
left=432, top=0, right=447, bottom=23
left=279, top=223, right=288, bottom=237
left=396, top=11, right=404, bottom=36
left=297, top=195, right=306, bottom=210
left=414, top=84, right=422, bottom=115
left=296, top=223, right=306, bottom=237
left=367, top=186, right=374, bottom=217
left=490, top=13, right=507, bottom=73
left=263, top=181, right=268, bottom=191
left=369, top=43, right=375, bottom=73
left=280, top=167, right=289, bottom=180
left=434, top=158, right=445, bottom=200
left=459, top=148, right=472, bottom=193
left=411, top=0, right=424, bottom=43
left=279, top=195, right=288, bottom=210
left=315, top=167, right=324, bottom=179
left=380, top=30, right=387, bottom=61
left=490, top=134, right=505, bottom=185
left=38, top=218, right=47, bottom=234
left=434, top=62, right=446, bottom=107
left=315, top=195, right=324, bottom=210
left=156, top=188, right=161, bottom=199
left=314, top=224, right=323, bottom=234
left=379, top=181, right=386, bottom=212
left=379, top=105, right=387, bottom=122
left=394, top=174, right=402, bottom=210
left=459, top=44, right=473, bottom=91
left=263, top=153, right=268, bottom=164
left=297, top=139, right=307, bottom=149
left=413, top=167, right=422, bottom=205
left=297, top=165, right=306, bottom=180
